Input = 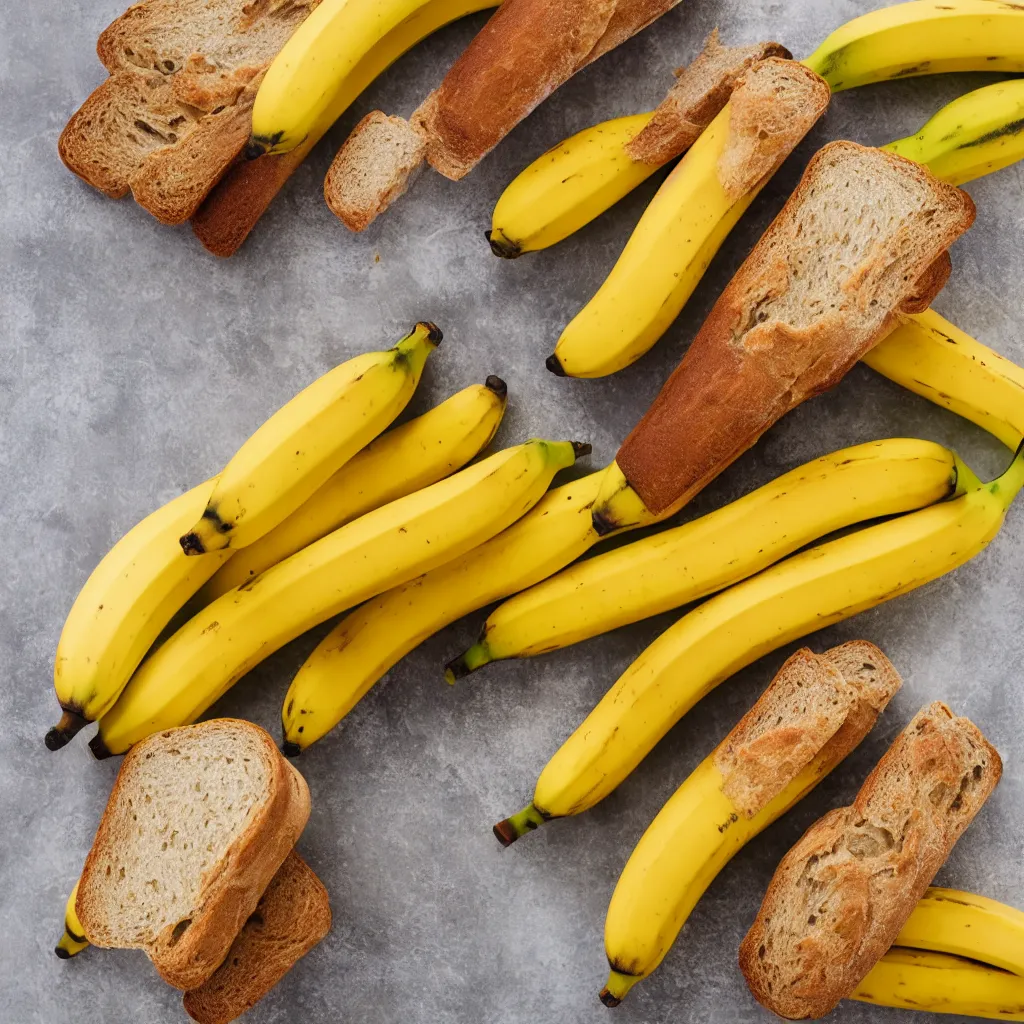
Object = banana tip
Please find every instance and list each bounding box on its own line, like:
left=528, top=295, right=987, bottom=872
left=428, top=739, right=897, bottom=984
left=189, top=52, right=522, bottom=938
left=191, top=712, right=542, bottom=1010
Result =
left=571, top=441, right=593, bottom=461
left=179, top=531, right=206, bottom=556
left=416, top=321, right=443, bottom=345
left=492, top=819, right=520, bottom=848
left=599, top=988, right=621, bottom=1009
left=484, top=375, right=508, bottom=399
left=444, top=657, right=470, bottom=685
left=281, top=740, right=301, bottom=758
left=88, top=733, right=114, bottom=761
left=45, top=710, right=88, bottom=751
left=54, top=945, right=73, bottom=961
left=486, top=230, right=521, bottom=259
left=591, top=510, right=620, bottom=537
left=545, top=354, right=567, bottom=377
left=243, top=138, right=269, bottom=160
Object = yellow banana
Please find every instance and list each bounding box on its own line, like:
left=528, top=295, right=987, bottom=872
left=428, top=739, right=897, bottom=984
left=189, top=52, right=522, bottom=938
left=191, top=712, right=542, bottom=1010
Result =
left=450, top=439, right=959, bottom=674
left=281, top=465, right=672, bottom=753
left=250, top=0, right=496, bottom=156
left=804, top=0, right=1024, bottom=90
left=496, top=445, right=1023, bottom=834
left=201, top=378, right=507, bottom=600
left=487, top=113, right=658, bottom=259
left=94, top=440, right=584, bottom=757
left=600, top=750, right=848, bottom=1006
left=46, top=481, right=231, bottom=750
left=853, top=948, right=1024, bottom=1020
left=54, top=882, right=88, bottom=959
left=180, top=324, right=439, bottom=555
left=867, top=309, right=1024, bottom=450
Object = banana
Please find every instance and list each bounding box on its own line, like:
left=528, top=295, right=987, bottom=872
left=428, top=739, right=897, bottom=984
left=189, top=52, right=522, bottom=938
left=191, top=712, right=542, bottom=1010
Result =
left=54, top=882, right=88, bottom=959
left=852, top=948, right=1024, bottom=1020
left=93, top=440, right=584, bottom=757
left=46, top=480, right=232, bottom=750
left=250, top=0, right=497, bottom=156
left=867, top=309, right=1024, bottom=450
left=487, top=114, right=659, bottom=259
left=201, top=378, right=507, bottom=601
left=180, top=324, right=439, bottom=555
left=600, top=748, right=847, bottom=1006
left=495, top=445, right=1024, bottom=837
left=450, top=439, right=959, bottom=674
left=894, top=887, right=1024, bottom=977
left=886, top=79, right=1024, bottom=187
left=804, top=0, right=1024, bottom=90
left=281, top=463, right=672, bottom=753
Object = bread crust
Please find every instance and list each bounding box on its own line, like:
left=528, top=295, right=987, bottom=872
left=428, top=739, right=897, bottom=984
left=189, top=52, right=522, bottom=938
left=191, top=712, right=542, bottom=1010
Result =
left=76, top=720, right=311, bottom=990
left=616, top=141, right=976, bottom=515
left=183, top=851, right=331, bottom=1024
left=739, top=702, right=1002, bottom=1019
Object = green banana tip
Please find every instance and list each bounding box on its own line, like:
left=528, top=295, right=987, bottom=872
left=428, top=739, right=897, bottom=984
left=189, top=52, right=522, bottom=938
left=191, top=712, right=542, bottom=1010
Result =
left=45, top=710, right=88, bottom=751
left=992, top=436, right=1024, bottom=502
left=493, top=803, right=548, bottom=847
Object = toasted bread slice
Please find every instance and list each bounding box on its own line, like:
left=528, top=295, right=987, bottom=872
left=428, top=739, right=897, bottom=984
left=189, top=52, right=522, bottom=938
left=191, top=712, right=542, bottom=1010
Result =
left=58, top=0, right=317, bottom=224
left=739, top=702, right=1002, bottom=1019
left=616, top=140, right=976, bottom=515
left=626, top=31, right=790, bottom=166
left=76, top=719, right=311, bottom=990
left=183, top=851, right=331, bottom=1024
left=715, top=644, right=901, bottom=817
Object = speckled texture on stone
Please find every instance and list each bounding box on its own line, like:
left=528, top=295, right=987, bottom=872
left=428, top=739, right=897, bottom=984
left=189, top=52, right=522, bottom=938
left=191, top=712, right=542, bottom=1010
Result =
left=2, top=1, right=1022, bottom=1022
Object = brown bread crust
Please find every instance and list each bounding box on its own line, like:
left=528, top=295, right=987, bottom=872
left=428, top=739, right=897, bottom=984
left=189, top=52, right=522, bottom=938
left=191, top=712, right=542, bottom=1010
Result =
left=739, top=702, right=1002, bottom=1019
left=183, top=851, right=331, bottom=1024
left=76, top=720, right=311, bottom=990
left=616, top=141, right=976, bottom=515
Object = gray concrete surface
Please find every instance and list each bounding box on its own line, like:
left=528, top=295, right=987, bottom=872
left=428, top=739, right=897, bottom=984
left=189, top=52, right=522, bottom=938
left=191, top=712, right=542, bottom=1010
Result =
left=2, top=1, right=1023, bottom=1021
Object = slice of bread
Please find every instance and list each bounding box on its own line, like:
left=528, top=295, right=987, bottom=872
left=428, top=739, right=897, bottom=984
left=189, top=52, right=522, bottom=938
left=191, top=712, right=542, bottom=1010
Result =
left=616, top=140, right=976, bottom=515
left=58, top=0, right=317, bottom=224
left=626, top=31, right=790, bottom=166
left=76, top=719, right=311, bottom=990
left=715, top=643, right=901, bottom=818
left=739, top=701, right=1002, bottom=1019
left=183, top=851, right=331, bottom=1024
left=324, top=112, right=427, bottom=232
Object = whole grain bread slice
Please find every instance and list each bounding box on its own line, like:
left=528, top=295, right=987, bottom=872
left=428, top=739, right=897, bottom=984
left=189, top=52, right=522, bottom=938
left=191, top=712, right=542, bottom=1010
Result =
left=76, top=719, right=311, bottom=990
left=625, top=31, right=790, bottom=166
left=183, top=851, right=331, bottom=1024
left=739, top=702, right=1002, bottom=1020
left=59, top=0, right=317, bottom=224
left=715, top=643, right=901, bottom=818
left=616, top=140, right=976, bottom=515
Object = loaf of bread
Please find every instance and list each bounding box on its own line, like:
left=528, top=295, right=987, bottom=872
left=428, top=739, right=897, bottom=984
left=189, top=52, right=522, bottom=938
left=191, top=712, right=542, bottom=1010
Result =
left=616, top=140, right=976, bottom=515
left=59, top=0, right=317, bottom=224
left=76, top=719, right=311, bottom=990
left=183, top=851, right=331, bottom=1024
left=739, top=702, right=1002, bottom=1019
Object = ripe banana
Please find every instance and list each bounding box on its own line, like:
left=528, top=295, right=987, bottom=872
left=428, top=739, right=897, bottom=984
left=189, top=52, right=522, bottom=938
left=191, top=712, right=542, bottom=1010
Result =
left=281, top=466, right=670, bottom=753
left=450, top=439, right=960, bottom=674
left=201, top=378, right=507, bottom=600
left=180, top=324, right=439, bottom=555
left=46, top=480, right=231, bottom=750
left=94, top=440, right=584, bottom=757
left=600, top=749, right=848, bottom=1006
left=867, top=309, right=1024, bottom=450
left=54, top=882, right=88, bottom=959
left=804, top=0, right=1024, bottom=90
left=250, top=0, right=496, bottom=156
left=487, top=113, right=659, bottom=259
left=496, top=445, right=1024, bottom=835
left=852, top=948, right=1024, bottom=1020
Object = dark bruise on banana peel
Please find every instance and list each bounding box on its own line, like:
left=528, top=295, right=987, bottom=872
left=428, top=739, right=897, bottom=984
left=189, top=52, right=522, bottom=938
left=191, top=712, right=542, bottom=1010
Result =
left=45, top=708, right=89, bottom=751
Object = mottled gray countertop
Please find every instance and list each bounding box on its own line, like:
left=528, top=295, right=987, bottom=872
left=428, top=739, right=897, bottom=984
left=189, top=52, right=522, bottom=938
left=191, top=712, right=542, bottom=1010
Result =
left=2, top=1, right=1022, bottom=1022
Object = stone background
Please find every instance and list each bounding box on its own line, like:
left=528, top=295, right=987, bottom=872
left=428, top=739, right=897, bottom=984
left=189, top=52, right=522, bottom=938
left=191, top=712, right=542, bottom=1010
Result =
left=1, top=0, right=1022, bottom=1021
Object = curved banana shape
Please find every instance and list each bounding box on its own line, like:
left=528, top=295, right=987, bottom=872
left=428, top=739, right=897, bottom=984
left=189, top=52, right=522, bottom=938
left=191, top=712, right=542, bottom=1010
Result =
left=202, top=378, right=507, bottom=600
left=450, top=439, right=959, bottom=674
left=54, top=882, right=88, bottom=959
left=94, top=440, right=583, bottom=757
left=250, top=0, right=492, bottom=156
left=867, top=309, right=1024, bottom=450
left=181, top=324, right=439, bottom=555
left=853, top=948, right=1024, bottom=1020
left=895, top=887, right=1024, bottom=977
left=497, top=446, right=1024, bottom=833
left=804, top=0, right=1024, bottom=90
left=281, top=466, right=670, bottom=753
left=46, top=481, right=231, bottom=750
left=600, top=750, right=846, bottom=1006
left=487, top=114, right=658, bottom=259
left=886, top=78, right=1024, bottom=187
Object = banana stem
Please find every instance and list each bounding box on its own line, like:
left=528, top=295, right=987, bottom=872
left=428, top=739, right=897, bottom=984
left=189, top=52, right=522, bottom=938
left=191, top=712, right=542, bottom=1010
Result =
left=45, top=709, right=89, bottom=751
left=992, top=439, right=1024, bottom=506
left=492, top=803, right=548, bottom=847
left=600, top=970, right=641, bottom=1006
left=444, top=641, right=492, bottom=683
